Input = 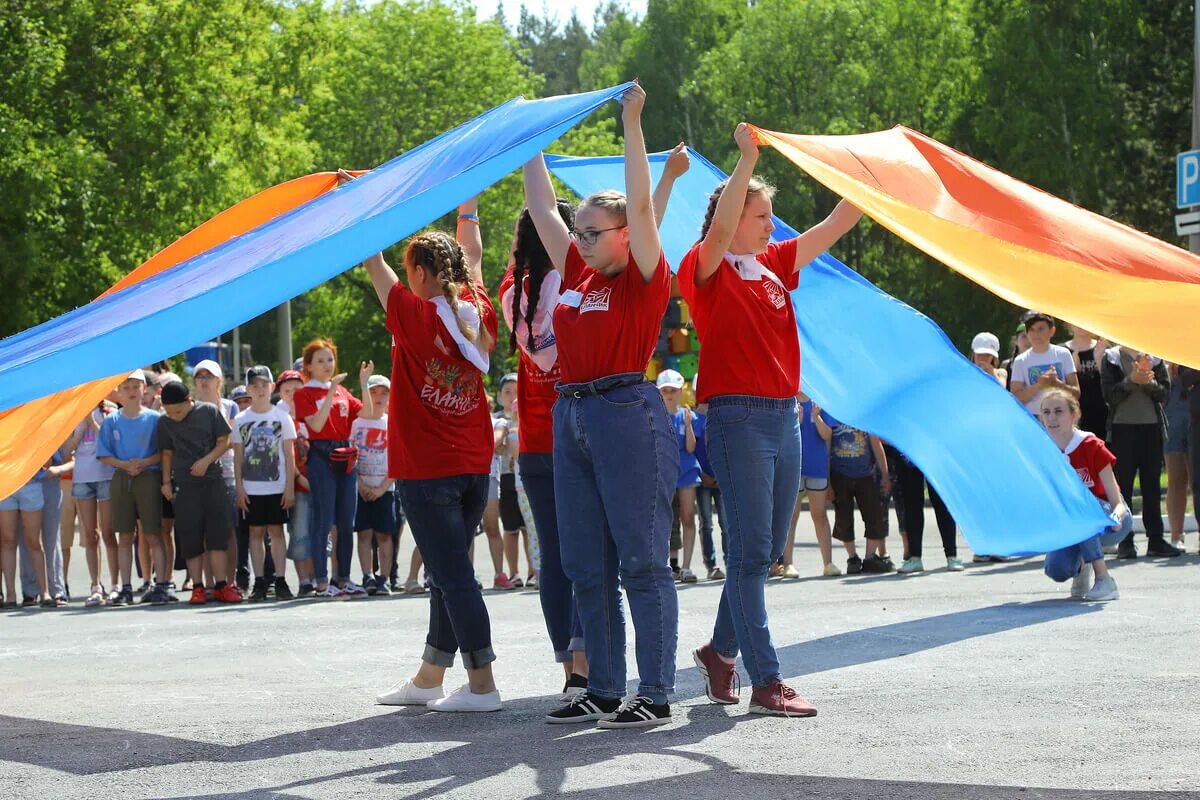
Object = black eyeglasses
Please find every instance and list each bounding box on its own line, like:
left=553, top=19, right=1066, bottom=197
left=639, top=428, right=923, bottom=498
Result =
left=570, top=226, right=626, bottom=246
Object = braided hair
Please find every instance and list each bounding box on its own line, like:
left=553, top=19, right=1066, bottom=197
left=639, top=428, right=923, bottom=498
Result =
left=406, top=231, right=493, bottom=351
left=510, top=201, right=575, bottom=353
left=699, top=175, right=778, bottom=241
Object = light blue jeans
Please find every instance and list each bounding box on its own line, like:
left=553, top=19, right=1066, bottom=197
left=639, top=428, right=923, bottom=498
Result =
left=1044, top=500, right=1132, bottom=582
left=554, top=374, right=679, bottom=705
left=707, top=395, right=802, bottom=688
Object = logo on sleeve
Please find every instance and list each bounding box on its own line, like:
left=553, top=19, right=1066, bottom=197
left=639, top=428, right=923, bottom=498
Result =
left=580, top=287, right=611, bottom=314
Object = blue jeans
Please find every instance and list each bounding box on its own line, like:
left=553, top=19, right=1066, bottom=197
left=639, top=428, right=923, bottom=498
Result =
left=707, top=395, right=802, bottom=688
left=396, top=475, right=494, bottom=669
left=696, top=485, right=726, bottom=569
left=1045, top=500, right=1132, bottom=581
left=553, top=374, right=678, bottom=705
left=307, top=441, right=357, bottom=584
left=519, top=452, right=584, bottom=663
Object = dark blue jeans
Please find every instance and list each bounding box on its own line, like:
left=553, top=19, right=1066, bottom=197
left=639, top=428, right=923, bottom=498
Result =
left=553, top=374, right=679, bottom=705
left=707, top=395, right=802, bottom=688
left=519, top=452, right=584, bottom=663
left=307, top=441, right=357, bottom=584
left=397, top=474, right=494, bottom=669
left=696, top=485, right=726, bottom=569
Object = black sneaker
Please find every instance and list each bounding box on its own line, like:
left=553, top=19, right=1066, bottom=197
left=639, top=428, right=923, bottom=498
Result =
left=846, top=556, right=863, bottom=575
left=297, top=582, right=315, bottom=598
left=545, top=692, right=621, bottom=724
left=595, top=696, right=671, bottom=729
left=1146, top=539, right=1182, bottom=558
left=364, top=575, right=378, bottom=596
left=150, top=585, right=170, bottom=606
left=389, top=577, right=401, bottom=592
left=560, top=673, right=589, bottom=701
left=1116, top=542, right=1138, bottom=560
left=249, top=578, right=269, bottom=602
left=22, top=595, right=36, bottom=608
left=274, top=577, right=295, bottom=601
left=373, top=577, right=391, bottom=596
left=862, top=555, right=894, bottom=574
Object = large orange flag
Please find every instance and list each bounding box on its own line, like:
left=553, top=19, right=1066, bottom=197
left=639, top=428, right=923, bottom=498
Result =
left=754, top=125, right=1200, bottom=369
left=0, top=172, right=354, bottom=499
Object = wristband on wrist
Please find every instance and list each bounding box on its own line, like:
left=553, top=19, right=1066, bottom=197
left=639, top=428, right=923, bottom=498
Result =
left=458, top=213, right=479, bottom=221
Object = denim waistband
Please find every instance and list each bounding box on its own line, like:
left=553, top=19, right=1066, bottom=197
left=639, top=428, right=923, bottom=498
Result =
left=309, top=439, right=351, bottom=454
left=555, top=372, right=647, bottom=398
left=707, top=394, right=797, bottom=412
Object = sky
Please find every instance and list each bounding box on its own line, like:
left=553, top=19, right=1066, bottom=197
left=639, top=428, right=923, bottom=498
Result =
left=480, top=0, right=647, bottom=29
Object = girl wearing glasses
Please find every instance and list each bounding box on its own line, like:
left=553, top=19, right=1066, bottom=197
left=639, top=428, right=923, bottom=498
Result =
left=521, top=83, right=678, bottom=729
left=683, top=123, right=862, bottom=718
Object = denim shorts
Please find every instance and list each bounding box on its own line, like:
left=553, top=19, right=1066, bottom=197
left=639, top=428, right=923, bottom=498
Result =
left=71, top=480, right=111, bottom=502
left=801, top=475, right=829, bottom=492
left=1165, top=411, right=1190, bottom=454
left=0, top=479, right=45, bottom=512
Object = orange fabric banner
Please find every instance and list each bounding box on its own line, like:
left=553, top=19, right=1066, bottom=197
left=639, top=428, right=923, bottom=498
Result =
left=754, top=125, right=1200, bottom=368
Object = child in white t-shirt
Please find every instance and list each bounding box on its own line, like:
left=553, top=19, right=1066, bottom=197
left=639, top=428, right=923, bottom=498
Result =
left=233, top=366, right=297, bottom=601
left=1009, top=311, right=1080, bottom=415
left=352, top=364, right=397, bottom=596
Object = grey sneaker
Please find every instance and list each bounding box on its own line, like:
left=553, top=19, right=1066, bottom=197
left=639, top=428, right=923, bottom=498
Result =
left=1070, top=563, right=1092, bottom=599
left=1083, top=574, right=1119, bottom=602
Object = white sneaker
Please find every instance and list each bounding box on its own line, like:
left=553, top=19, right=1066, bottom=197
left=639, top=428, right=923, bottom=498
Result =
left=342, top=581, right=367, bottom=596
left=1083, top=574, right=1119, bottom=602
left=1070, top=563, right=1092, bottom=599
left=427, top=683, right=502, bottom=713
left=376, top=679, right=444, bottom=706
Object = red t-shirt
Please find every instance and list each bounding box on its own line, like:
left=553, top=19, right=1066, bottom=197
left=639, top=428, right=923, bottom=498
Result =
left=499, top=268, right=559, bottom=454
left=1066, top=432, right=1116, bottom=502
left=386, top=280, right=498, bottom=480
left=677, top=239, right=801, bottom=404
left=553, top=242, right=670, bottom=384
left=293, top=383, right=362, bottom=441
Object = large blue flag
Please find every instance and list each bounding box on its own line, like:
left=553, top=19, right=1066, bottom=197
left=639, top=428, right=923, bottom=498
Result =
left=0, top=84, right=633, bottom=411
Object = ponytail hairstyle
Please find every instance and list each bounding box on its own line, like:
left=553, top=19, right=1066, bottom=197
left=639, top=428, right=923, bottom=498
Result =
left=510, top=201, right=575, bottom=352
left=406, top=231, right=494, bottom=352
left=699, top=175, right=777, bottom=241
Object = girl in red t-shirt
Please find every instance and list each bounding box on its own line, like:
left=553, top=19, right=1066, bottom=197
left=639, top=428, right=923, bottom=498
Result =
left=520, top=84, right=678, bottom=729
left=292, top=338, right=363, bottom=597
left=1040, top=389, right=1128, bottom=601
left=364, top=198, right=502, bottom=714
left=683, top=123, right=862, bottom=718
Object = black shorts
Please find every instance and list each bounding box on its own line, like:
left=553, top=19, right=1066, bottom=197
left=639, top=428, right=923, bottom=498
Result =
left=162, top=495, right=175, bottom=520
left=356, top=490, right=397, bottom=535
left=241, top=493, right=289, bottom=527
left=173, top=478, right=232, bottom=561
left=498, top=472, right=525, bottom=532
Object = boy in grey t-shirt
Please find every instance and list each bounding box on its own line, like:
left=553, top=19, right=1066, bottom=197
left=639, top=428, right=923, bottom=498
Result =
left=157, top=381, right=241, bottom=604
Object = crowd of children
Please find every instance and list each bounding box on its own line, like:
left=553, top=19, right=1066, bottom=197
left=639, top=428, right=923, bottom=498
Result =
left=3, top=85, right=1197, bottom=731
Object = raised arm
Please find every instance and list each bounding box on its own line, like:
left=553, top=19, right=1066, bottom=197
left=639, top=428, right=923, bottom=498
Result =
left=363, top=253, right=400, bottom=311
left=652, top=142, right=689, bottom=228
left=695, top=123, right=761, bottom=286
left=523, top=154, right=572, bottom=274
left=619, top=84, right=662, bottom=282
left=788, top=199, right=863, bottom=273
left=456, top=197, right=484, bottom=286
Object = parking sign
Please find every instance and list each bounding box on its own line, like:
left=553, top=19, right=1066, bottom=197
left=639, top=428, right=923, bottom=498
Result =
left=1177, top=150, right=1200, bottom=208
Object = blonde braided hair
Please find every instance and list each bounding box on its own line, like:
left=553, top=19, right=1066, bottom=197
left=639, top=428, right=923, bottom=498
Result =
left=406, top=231, right=492, bottom=351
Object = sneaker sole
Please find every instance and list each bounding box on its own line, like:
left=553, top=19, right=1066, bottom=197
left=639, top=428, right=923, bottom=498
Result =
left=376, top=696, right=443, bottom=706
left=692, top=650, right=739, bottom=705
left=749, top=703, right=817, bottom=718
left=1084, top=590, right=1119, bottom=601
left=595, top=716, right=670, bottom=729
left=545, top=711, right=613, bottom=724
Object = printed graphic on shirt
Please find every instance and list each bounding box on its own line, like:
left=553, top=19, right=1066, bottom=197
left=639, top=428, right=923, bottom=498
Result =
left=832, top=427, right=868, bottom=460
left=238, top=420, right=283, bottom=483
left=421, top=357, right=480, bottom=416
left=1027, top=363, right=1065, bottom=384
left=1075, top=467, right=1095, bottom=491
left=580, top=286, right=611, bottom=314
left=762, top=279, right=787, bottom=310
